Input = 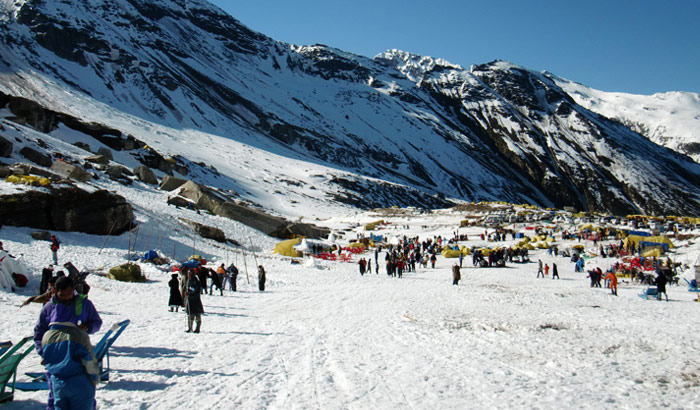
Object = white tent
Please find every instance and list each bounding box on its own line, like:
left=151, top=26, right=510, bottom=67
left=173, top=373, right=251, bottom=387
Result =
left=294, top=238, right=312, bottom=254
left=0, top=251, right=28, bottom=292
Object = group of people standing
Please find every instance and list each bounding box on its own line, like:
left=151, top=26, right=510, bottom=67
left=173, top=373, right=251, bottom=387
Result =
left=167, top=263, right=267, bottom=333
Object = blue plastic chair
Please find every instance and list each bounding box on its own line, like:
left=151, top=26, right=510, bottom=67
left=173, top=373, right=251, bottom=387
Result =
left=16, top=320, right=130, bottom=391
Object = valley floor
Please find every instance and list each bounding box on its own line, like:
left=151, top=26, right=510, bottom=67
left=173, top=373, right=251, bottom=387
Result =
left=1, top=223, right=699, bottom=409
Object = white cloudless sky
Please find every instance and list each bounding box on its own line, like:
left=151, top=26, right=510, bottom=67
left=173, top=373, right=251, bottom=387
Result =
left=209, top=0, right=700, bottom=95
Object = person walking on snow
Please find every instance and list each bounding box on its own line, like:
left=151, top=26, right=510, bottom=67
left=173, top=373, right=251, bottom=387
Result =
left=258, top=265, right=266, bottom=291
left=656, top=272, right=668, bottom=301
left=50, top=235, right=60, bottom=265
left=603, top=270, right=618, bottom=296
left=185, top=270, right=204, bottom=333
left=552, top=263, right=559, bottom=279
left=452, top=264, right=461, bottom=285
left=216, top=264, right=227, bottom=291
left=544, top=263, right=550, bottom=276
left=168, top=274, right=183, bottom=312
left=537, top=259, right=545, bottom=278
left=227, top=263, right=239, bottom=291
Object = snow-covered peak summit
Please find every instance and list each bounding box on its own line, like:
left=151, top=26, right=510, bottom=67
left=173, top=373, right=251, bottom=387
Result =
left=375, top=49, right=462, bottom=81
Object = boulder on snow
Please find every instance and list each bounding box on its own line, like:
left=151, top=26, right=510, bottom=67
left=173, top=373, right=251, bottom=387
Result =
left=159, top=175, right=188, bottom=191
left=180, top=218, right=227, bottom=243
left=175, top=180, right=330, bottom=239
left=50, top=160, right=92, bottom=182
left=0, top=135, right=13, bottom=157
left=85, top=154, right=109, bottom=165
left=133, top=165, right=158, bottom=185
left=96, top=147, right=113, bottom=161
left=19, top=146, right=52, bottom=167
left=0, top=186, right=134, bottom=235
left=108, top=263, right=146, bottom=282
left=73, top=141, right=92, bottom=152
left=30, top=230, right=51, bottom=240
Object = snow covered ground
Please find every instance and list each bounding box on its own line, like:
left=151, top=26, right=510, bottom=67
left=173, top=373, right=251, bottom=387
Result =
left=1, top=195, right=699, bottom=409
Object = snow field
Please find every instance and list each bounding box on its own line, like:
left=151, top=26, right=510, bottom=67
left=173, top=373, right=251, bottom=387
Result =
left=2, top=217, right=699, bottom=409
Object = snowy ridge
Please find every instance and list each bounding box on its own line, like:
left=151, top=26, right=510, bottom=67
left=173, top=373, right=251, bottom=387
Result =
left=0, top=0, right=699, bottom=217
left=554, top=76, right=700, bottom=163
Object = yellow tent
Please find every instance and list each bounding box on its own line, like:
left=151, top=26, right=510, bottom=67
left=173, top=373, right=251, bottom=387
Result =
left=441, top=248, right=462, bottom=258
left=364, top=220, right=384, bottom=231
left=642, top=247, right=663, bottom=258
left=347, top=242, right=366, bottom=251
left=623, top=235, right=675, bottom=249
left=273, top=238, right=302, bottom=257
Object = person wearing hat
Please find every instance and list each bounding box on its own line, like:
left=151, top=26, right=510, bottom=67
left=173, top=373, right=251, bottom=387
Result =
left=168, top=273, right=183, bottom=312
left=34, top=276, right=102, bottom=409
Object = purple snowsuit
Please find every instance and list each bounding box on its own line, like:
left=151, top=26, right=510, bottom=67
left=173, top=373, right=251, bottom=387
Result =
left=34, top=292, right=102, bottom=410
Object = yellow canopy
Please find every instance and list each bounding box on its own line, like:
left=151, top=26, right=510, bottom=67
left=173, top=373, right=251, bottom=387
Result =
left=641, top=247, right=663, bottom=258
left=273, top=238, right=302, bottom=257
left=441, top=249, right=462, bottom=258
left=623, top=235, right=675, bottom=249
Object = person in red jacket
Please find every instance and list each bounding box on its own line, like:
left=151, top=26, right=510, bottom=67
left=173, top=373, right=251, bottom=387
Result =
left=603, top=270, right=618, bottom=296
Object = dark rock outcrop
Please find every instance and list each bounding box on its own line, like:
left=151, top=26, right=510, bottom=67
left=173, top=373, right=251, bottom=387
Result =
left=133, top=165, right=158, bottom=185
left=180, top=218, right=226, bottom=243
left=0, top=187, right=134, bottom=235
left=0, top=135, right=12, bottom=157
left=19, top=146, right=52, bottom=167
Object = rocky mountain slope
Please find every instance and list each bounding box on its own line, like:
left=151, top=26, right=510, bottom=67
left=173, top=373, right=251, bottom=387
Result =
left=1, top=0, right=699, bottom=217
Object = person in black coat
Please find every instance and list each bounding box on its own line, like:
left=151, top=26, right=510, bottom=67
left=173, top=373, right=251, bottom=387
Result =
left=208, top=268, right=223, bottom=296
left=40, top=265, right=54, bottom=294
left=552, top=263, right=560, bottom=279
left=258, top=265, right=266, bottom=291
left=196, top=266, right=208, bottom=295
left=168, top=274, right=183, bottom=312
left=227, top=264, right=239, bottom=291
left=656, top=272, right=668, bottom=301
left=185, top=270, right=204, bottom=333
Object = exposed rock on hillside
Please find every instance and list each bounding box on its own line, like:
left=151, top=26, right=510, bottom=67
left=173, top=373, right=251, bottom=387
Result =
left=0, top=187, right=134, bottom=235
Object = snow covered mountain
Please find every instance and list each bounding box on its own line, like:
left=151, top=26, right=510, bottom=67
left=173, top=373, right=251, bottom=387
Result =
left=554, top=76, right=700, bottom=164
left=1, top=0, right=699, bottom=217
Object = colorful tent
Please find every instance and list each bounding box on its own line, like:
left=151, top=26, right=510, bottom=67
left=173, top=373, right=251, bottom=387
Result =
left=274, top=238, right=302, bottom=257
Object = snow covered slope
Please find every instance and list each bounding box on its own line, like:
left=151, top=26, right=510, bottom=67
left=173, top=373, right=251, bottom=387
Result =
left=555, top=76, right=700, bottom=163
left=1, top=0, right=699, bottom=216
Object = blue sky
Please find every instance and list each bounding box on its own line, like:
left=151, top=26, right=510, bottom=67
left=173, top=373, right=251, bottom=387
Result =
left=209, top=0, right=699, bottom=95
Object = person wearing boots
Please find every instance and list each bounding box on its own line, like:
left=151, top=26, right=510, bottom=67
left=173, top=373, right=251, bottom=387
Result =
left=185, top=270, right=204, bottom=333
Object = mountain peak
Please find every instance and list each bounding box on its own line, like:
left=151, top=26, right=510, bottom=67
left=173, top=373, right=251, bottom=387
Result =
left=375, top=49, right=462, bottom=81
